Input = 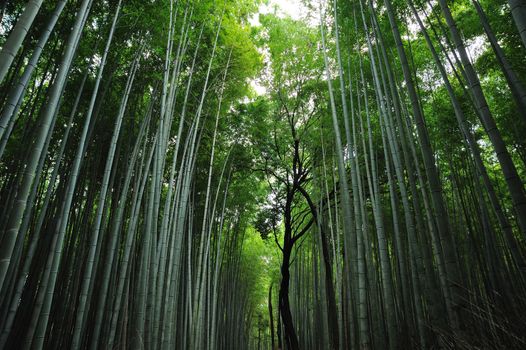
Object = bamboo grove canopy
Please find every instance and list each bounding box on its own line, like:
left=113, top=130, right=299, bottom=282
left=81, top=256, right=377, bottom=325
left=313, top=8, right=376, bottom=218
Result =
left=0, top=0, right=526, bottom=348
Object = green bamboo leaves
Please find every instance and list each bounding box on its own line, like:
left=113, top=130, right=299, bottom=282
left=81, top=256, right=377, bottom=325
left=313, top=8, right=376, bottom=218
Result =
left=0, top=0, right=525, bottom=348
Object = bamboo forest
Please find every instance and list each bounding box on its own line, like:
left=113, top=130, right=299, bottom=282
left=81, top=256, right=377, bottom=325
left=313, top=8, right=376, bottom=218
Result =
left=2, top=0, right=526, bottom=349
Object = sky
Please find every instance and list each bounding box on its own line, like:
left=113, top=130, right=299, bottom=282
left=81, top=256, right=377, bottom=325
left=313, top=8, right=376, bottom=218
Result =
left=249, top=0, right=306, bottom=26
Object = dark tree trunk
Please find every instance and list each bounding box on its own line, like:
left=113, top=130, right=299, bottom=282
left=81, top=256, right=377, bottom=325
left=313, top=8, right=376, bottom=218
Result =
left=279, top=234, right=299, bottom=350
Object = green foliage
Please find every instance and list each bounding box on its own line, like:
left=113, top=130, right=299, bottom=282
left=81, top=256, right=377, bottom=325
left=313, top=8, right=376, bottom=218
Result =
left=1, top=0, right=526, bottom=348
left=253, top=205, right=280, bottom=239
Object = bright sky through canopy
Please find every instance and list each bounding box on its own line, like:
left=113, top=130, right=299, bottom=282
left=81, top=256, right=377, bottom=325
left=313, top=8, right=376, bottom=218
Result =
left=250, top=0, right=307, bottom=25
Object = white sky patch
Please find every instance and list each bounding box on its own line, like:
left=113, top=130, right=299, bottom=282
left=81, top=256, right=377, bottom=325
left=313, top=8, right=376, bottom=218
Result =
left=250, top=79, right=267, bottom=95
left=271, top=0, right=305, bottom=19
left=249, top=0, right=307, bottom=26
